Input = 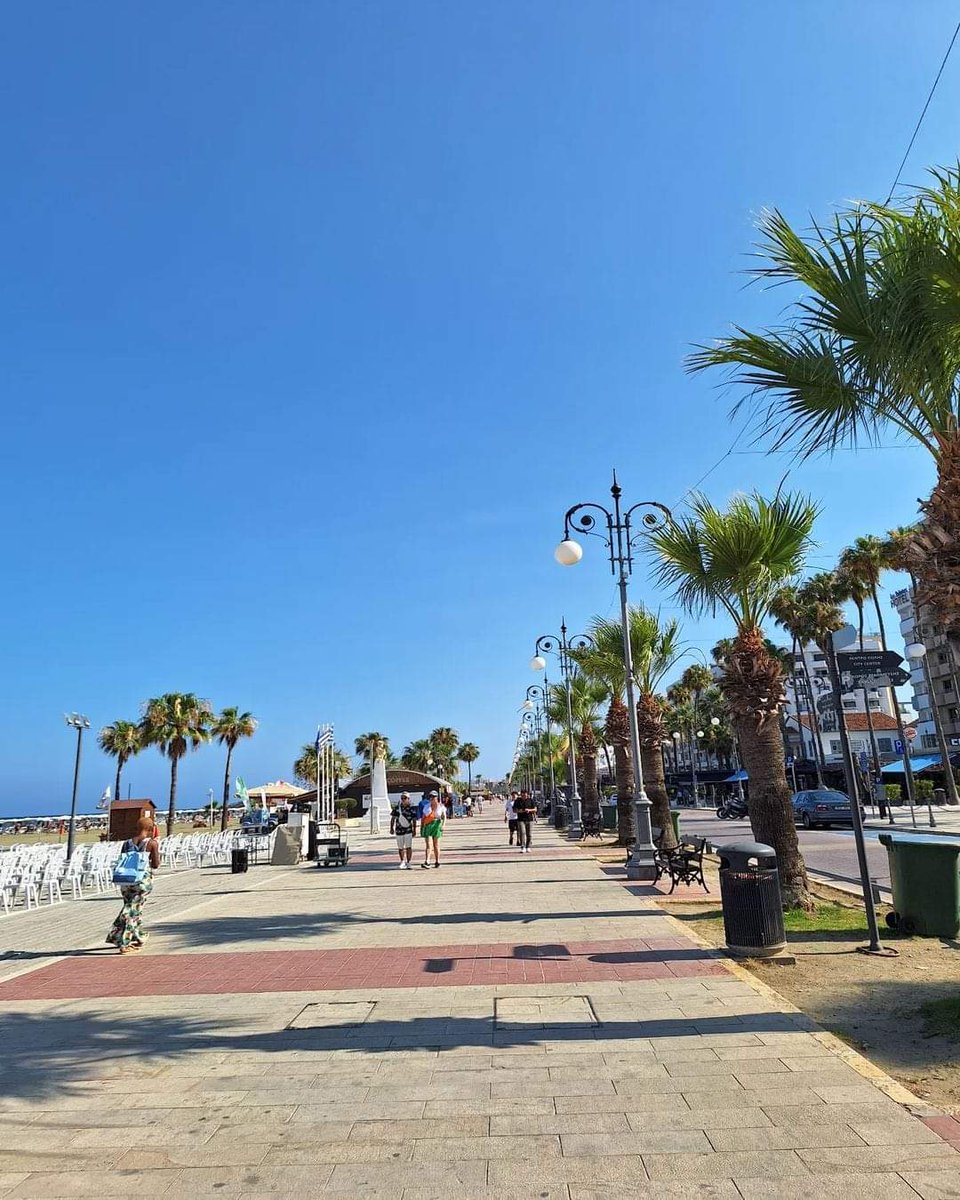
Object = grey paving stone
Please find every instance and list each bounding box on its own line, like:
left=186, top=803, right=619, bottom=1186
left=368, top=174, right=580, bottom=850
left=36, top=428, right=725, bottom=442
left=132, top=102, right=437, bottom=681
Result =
left=798, top=1144, right=960, bottom=1173
left=412, top=1133, right=561, bottom=1160
left=351, top=1116, right=489, bottom=1141
left=327, top=1159, right=487, bottom=1194
left=562, top=1131, right=711, bottom=1156
left=556, top=1093, right=686, bottom=1115
left=570, top=1185, right=741, bottom=1200
left=628, top=1110, right=773, bottom=1133
left=733, top=1173, right=919, bottom=1199
left=488, top=1155, right=650, bottom=1188
left=896, top=1168, right=960, bottom=1198
left=490, top=1112, right=629, bottom=1136
left=643, top=1149, right=811, bottom=1182
left=705, top=1125, right=866, bottom=1151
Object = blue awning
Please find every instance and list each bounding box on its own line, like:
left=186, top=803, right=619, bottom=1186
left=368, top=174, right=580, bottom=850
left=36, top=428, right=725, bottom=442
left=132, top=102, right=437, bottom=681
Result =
left=881, top=754, right=942, bottom=775
left=723, top=769, right=748, bottom=782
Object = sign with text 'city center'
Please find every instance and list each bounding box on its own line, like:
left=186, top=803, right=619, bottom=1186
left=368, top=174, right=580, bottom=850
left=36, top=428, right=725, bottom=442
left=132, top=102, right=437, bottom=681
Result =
left=836, top=650, right=910, bottom=690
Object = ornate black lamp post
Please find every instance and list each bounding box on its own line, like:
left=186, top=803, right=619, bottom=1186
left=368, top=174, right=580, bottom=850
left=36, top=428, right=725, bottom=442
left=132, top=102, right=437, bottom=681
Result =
left=531, top=622, right=594, bottom=836
left=555, top=470, right=672, bottom=880
left=523, top=684, right=556, bottom=807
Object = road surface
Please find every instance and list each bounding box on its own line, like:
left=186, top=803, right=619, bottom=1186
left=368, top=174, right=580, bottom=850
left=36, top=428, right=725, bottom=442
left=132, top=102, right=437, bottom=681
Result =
left=675, top=807, right=927, bottom=897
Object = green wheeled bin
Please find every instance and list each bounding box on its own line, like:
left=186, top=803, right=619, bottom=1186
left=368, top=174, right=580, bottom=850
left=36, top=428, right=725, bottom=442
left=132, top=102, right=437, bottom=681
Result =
left=878, top=833, right=960, bottom=937
left=601, top=804, right=617, bottom=831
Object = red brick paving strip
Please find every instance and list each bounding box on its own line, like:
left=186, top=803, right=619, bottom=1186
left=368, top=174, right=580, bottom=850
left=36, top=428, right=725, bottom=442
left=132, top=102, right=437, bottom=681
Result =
left=0, top=937, right=729, bottom=1001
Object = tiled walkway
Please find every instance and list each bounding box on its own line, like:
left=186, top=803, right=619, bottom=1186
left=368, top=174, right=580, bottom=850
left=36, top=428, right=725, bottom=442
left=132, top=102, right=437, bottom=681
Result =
left=0, top=807, right=956, bottom=1198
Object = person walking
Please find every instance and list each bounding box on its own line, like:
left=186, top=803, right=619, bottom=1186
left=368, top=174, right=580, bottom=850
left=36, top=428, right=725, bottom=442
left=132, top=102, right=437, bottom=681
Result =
left=106, top=815, right=160, bottom=954
left=516, top=789, right=536, bottom=853
left=420, top=790, right=445, bottom=869
left=391, top=793, right=418, bottom=869
left=504, top=792, right=518, bottom=847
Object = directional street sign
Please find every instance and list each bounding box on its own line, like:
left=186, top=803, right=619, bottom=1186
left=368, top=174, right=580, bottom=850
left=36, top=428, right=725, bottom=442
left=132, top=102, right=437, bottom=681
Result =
left=836, top=650, right=909, bottom=691
left=817, top=692, right=837, bottom=714
left=836, top=650, right=904, bottom=675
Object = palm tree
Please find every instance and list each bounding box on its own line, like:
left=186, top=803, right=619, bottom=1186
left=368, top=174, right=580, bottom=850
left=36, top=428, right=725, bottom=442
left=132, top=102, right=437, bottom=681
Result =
left=687, top=170, right=960, bottom=659
left=428, top=727, right=460, bottom=780
left=97, top=720, right=143, bottom=810
left=769, top=586, right=828, bottom=787
left=457, top=742, right=480, bottom=794
left=354, top=732, right=390, bottom=776
left=292, top=743, right=352, bottom=789
left=141, top=693, right=213, bottom=835
left=649, top=491, right=817, bottom=906
left=834, top=562, right=883, bottom=779
left=211, top=708, right=257, bottom=830
left=632, top=609, right=686, bottom=848
left=574, top=620, right=636, bottom=845
left=400, top=738, right=434, bottom=773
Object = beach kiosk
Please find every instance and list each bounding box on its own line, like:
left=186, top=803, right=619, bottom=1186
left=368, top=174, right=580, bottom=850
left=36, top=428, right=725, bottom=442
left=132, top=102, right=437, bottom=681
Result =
left=109, top=798, right=156, bottom=842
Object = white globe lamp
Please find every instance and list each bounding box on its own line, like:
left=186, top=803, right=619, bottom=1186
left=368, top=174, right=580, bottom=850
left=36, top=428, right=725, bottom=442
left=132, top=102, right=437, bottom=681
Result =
left=530, top=655, right=547, bottom=672
left=554, top=539, right=583, bottom=567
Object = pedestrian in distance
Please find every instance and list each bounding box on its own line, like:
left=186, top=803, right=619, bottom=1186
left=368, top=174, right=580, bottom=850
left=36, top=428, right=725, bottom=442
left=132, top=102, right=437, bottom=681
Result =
left=106, top=816, right=160, bottom=954
left=505, top=792, right=518, bottom=846
left=391, top=792, right=418, bottom=869
left=420, top=790, right=445, bottom=869
left=515, top=789, right=536, bottom=853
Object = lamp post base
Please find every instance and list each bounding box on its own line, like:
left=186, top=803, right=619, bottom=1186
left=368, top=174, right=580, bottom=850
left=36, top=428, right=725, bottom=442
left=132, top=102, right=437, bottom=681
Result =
left=569, top=797, right=582, bottom=839
left=625, top=846, right=658, bottom=881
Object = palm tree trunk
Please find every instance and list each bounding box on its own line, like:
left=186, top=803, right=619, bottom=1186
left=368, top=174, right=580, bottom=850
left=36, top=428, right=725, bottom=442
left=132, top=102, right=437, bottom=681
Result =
left=800, top=667, right=827, bottom=786
left=871, top=583, right=917, bottom=812
left=640, top=743, right=676, bottom=849
left=735, top=712, right=810, bottom=907
left=167, top=754, right=179, bottom=837
left=581, top=751, right=600, bottom=821
left=220, top=743, right=234, bottom=832
left=909, top=572, right=960, bottom=805
left=114, top=760, right=123, bottom=811
left=613, top=744, right=635, bottom=844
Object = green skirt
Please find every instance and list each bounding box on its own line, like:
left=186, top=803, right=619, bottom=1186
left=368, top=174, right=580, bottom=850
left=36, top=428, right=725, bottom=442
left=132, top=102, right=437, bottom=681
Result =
left=421, top=818, right=444, bottom=839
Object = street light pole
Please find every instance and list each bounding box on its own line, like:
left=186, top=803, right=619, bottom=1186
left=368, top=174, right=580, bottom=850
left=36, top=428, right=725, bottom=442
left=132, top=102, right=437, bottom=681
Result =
left=531, top=622, right=593, bottom=837
left=555, top=470, right=672, bottom=880
left=64, top=713, right=90, bottom=860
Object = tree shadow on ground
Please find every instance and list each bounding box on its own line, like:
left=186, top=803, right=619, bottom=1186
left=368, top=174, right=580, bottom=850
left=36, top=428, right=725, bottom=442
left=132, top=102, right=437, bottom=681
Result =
left=147, top=909, right=660, bottom=951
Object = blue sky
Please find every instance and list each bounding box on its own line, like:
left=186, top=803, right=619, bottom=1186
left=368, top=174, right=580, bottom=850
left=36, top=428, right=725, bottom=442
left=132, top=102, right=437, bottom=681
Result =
left=1, top=2, right=956, bottom=814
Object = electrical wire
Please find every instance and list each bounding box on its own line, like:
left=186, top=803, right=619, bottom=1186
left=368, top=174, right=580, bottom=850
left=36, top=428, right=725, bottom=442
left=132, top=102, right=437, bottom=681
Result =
left=885, top=16, right=960, bottom=204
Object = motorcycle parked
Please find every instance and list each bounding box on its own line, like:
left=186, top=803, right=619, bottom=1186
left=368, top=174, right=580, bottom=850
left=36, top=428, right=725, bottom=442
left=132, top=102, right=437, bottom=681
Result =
left=716, top=796, right=749, bottom=820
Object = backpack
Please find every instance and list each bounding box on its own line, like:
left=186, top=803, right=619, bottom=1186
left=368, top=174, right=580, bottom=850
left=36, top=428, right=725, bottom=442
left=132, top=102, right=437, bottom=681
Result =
left=112, top=839, right=150, bottom=886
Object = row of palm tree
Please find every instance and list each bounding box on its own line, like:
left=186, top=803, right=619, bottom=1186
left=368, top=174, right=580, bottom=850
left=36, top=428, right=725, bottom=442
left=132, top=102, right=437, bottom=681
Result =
left=349, top=729, right=481, bottom=789
left=98, top=697, right=257, bottom=836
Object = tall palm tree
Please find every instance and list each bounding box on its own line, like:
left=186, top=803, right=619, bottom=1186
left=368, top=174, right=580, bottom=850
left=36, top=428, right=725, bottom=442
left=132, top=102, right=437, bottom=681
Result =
left=97, top=720, right=143, bottom=811
left=292, top=743, right=352, bottom=789
left=649, top=491, right=817, bottom=906
left=400, top=738, right=434, bottom=773
left=457, top=742, right=480, bottom=794
left=834, top=562, right=883, bottom=782
left=632, top=608, right=686, bottom=848
left=354, top=732, right=390, bottom=775
left=574, top=620, right=636, bottom=845
left=687, top=169, right=960, bottom=659
left=769, top=586, right=827, bottom=786
left=841, top=535, right=921, bottom=805
left=428, top=727, right=460, bottom=780
left=211, top=708, right=257, bottom=830
left=141, top=693, right=213, bottom=835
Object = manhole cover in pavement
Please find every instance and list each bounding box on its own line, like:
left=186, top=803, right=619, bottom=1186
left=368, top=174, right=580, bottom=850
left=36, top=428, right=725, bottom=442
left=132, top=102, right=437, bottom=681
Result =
left=495, top=995, right=598, bottom=1029
left=288, top=1000, right=377, bottom=1029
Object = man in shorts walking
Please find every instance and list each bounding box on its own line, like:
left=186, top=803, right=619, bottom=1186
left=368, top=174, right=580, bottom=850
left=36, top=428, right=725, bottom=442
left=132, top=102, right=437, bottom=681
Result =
left=390, top=793, right=417, bottom=869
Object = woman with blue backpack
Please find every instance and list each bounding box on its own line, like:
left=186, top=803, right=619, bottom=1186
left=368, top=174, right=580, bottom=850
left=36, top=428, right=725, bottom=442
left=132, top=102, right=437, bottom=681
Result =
left=106, top=816, right=161, bottom=954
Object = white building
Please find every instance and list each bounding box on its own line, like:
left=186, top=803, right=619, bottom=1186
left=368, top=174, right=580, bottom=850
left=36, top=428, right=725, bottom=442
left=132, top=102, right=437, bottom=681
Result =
left=891, top=587, right=960, bottom=752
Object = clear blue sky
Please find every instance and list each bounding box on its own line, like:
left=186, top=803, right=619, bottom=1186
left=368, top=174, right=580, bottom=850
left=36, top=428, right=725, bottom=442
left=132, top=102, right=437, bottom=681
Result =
left=2, top=2, right=956, bottom=815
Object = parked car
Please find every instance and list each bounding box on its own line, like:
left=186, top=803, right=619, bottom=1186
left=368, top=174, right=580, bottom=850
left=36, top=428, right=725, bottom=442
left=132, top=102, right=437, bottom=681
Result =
left=791, top=788, right=854, bottom=829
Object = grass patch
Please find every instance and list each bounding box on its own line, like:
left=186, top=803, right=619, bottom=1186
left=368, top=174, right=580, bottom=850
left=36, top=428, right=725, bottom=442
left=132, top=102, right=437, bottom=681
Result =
left=783, top=902, right=868, bottom=933
left=920, top=996, right=960, bottom=1041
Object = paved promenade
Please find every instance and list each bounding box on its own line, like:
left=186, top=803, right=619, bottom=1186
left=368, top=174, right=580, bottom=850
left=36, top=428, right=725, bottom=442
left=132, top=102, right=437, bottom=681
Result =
left=0, top=808, right=957, bottom=1198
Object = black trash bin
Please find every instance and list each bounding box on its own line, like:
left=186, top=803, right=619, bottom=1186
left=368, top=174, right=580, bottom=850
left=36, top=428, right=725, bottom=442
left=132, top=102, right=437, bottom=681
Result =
left=231, top=846, right=249, bottom=874
left=554, top=805, right=570, bottom=830
left=719, top=841, right=786, bottom=958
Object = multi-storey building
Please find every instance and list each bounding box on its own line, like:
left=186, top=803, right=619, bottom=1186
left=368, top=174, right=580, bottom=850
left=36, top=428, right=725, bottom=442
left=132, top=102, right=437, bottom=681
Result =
left=891, top=587, right=960, bottom=751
